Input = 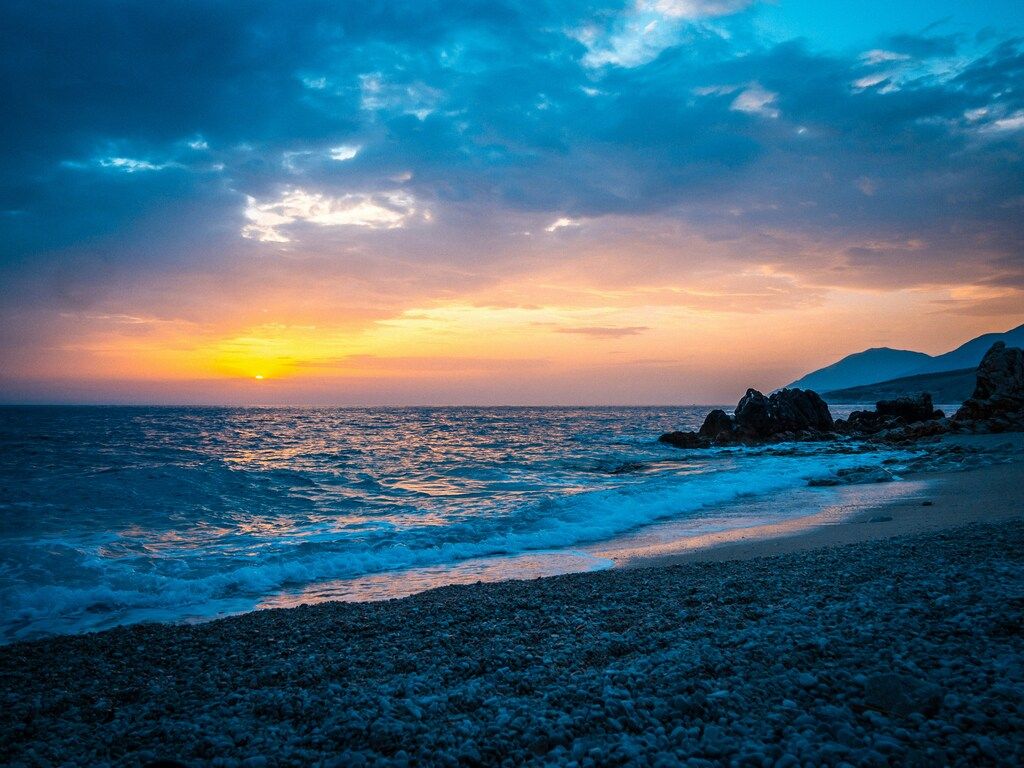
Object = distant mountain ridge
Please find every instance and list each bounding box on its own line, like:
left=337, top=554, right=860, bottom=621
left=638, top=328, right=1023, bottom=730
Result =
left=822, top=367, right=976, bottom=404
left=786, top=347, right=930, bottom=393
left=787, top=323, right=1024, bottom=393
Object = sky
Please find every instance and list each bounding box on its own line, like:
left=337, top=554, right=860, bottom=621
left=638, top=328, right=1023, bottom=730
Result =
left=1, top=0, right=1023, bottom=405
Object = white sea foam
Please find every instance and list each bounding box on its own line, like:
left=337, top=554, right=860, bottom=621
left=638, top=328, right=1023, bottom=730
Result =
left=0, top=406, right=921, bottom=641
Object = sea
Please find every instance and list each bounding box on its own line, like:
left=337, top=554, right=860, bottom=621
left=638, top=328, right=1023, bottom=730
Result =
left=0, top=405, right=927, bottom=642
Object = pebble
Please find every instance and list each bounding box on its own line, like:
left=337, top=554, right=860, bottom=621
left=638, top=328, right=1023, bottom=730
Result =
left=2, top=521, right=1024, bottom=767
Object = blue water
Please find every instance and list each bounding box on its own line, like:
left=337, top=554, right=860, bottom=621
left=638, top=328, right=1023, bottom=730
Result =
left=0, top=406, right=913, bottom=642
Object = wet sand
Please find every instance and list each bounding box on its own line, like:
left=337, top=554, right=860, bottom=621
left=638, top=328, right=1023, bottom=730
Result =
left=2, top=434, right=1022, bottom=766
left=617, top=433, right=1024, bottom=567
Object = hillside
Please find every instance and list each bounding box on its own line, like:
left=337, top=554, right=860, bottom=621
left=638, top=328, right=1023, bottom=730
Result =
left=788, top=323, right=1024, bottom=393
left=907, top=323, right=1024, bottom=376
left=787, top=348, right=930, bottom=393
left=823, top=367, right=976, bottom=404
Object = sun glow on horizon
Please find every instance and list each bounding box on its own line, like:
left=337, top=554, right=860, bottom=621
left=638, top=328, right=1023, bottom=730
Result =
left=8, top=274, right=1019, bottom=406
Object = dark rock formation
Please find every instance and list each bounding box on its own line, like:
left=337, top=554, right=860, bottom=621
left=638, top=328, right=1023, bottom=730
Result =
left=838, top=392, right=943, bottom=436
left=735, top=389, right=773, bottom=436
left=875, top=393, right=940, bottom=422
left=659, top=343, right=1024, bottom=449
left=954, top=342, right=1024, bottom=421
left=657, top=431, right=707, bottom=449
left=698, top=409, right=734, bottom=439
left=660, top=388, right=835, bottom=448
left=770, top=388, right=834, bottom=433
left=733, top=387, right=833, bottom=439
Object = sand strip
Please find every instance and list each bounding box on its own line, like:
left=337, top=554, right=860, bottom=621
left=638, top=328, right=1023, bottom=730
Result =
left=620, top=457, right=1023, bottom=567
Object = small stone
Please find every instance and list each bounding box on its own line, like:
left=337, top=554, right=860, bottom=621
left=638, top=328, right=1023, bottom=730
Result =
left=797, top=673, right=817, bottom=688
left=864, top=675, right=943, bottom=718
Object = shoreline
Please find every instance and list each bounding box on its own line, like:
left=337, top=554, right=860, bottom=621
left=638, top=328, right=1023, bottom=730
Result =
left=615, top=449, right=1024, bottom=568
left=3, top=519, right=1024, bottom=764
left=3, top=434, right=1021, bottom=645
left=1, top=434, right=1022, bottom=764
left=239, top=432, right=1024, bottom=618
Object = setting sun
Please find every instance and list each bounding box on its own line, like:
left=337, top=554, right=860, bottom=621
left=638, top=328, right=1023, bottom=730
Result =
left=3, top=2, right=1024, bottom=764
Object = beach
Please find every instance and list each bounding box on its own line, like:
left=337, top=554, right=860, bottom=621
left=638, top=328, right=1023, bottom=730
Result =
left=2, top=437, right=1022, bottom=766
left=610, top=434, right=1024, bottom=566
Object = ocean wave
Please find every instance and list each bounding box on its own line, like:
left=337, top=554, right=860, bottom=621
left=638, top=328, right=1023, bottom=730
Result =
left=0, top=438, right=912, bottom=642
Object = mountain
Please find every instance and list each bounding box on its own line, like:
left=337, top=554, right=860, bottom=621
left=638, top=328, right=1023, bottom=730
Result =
left=905, top=323, right=1024, bottom=376
left=787, top=323, right=1024, bottom=393
left=787, top=348, right=930, bottom=393
left=823, top=367, right=976, bottom=404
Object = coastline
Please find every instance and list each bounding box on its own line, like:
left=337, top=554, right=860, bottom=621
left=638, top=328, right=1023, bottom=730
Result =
left=2, top=434, right=1023, bottom=764
left=613, top=434, right=1024, bottom=568
left=3, top=524, right=1023, bottom=765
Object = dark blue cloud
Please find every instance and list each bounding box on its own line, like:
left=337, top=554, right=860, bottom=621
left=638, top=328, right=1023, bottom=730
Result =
left=1, top=0, right=1022, bottom=305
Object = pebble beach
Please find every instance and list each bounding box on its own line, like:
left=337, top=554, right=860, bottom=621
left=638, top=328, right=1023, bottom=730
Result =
left=3, top=506, right=1023, bottom=766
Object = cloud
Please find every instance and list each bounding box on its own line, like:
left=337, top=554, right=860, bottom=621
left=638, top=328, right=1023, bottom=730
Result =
left=860, top=49, right=911, bottom=66
left=555, top=325, right=650, bottom=337
left=643, top=0, right=754, bottom=20
left=359, top=73, right=441, bottom=120
left=61, top=155, right=182, bottom=173
left=576, top=0, right=755, bottom=68
left=977, top=111, right=1024, bottom=133
left=2, top=0, right=1024, bottom=398
left=855, top=177, right=878, bottom=196
left=98, top=157, right=174, bottom=173
left=729, top=83, right=779, bottom=118
left=545, top=217, right=582, bottom=232
left=329, top=144, right=361, bottom=161
left=242, top=189, right=423, bottom=242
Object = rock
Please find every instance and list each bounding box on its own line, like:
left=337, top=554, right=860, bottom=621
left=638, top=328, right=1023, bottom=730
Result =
left=770, top=388, right=834, bottom=433
left=894, top=418, right=950, bottom=440
left=970, top=341, right=1024, bottom=400
left=735, top=387, right=834, bottom=439
left=842, top=410, right=896, bottom=435
left=955, top=342, right=1024, bottom=421
left=662, top=388, right=836, bottom=448
left=863, top=674, right=942, bottom=718
left=658, top=431, right=707, bottom=449
left=875, top=393, right=937, bottom=423
left=735, top=388, right=773, bottom=436
left=700, top=724, right=734, bottom=757
left=841, top=396, right=945, bottom=440
left=797, top=672, right=817, bottom=688
left=808, top=466, right=895, bottom=486
left=699, top=409, right=734, bottom=438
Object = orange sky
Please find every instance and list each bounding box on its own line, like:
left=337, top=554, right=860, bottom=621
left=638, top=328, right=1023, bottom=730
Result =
left=3, top=2, right=1023, bottom=404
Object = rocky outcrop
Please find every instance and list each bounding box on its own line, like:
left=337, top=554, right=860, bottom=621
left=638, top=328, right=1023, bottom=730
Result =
left=770, top=388, right=834, bottom=433
left=734, top=389, right=773, bottom=436
left=733, top=388, right=834, bottom=439
left=660, top=388, right=835, bottom=447
left=698, top=409, right=733, bottom=439
left=659, top=343, right=1024, bottom=449
left=876, top=393, right=941, bottom=422
left=657, top=431, right=706, bottom=449
left=954, top=342, right=1024, bottom=422
left=837, top=392, right=943, bottom=436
